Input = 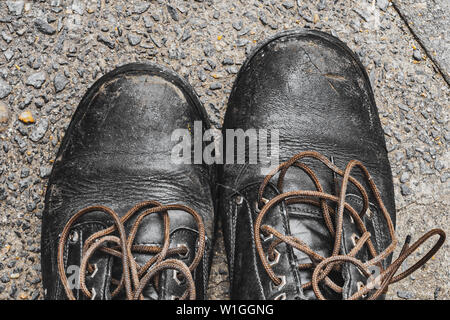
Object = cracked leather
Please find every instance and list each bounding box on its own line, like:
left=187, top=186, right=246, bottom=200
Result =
left=41, top=63, right=216, bottom=300
left=219, top=30, right=395, bottom=300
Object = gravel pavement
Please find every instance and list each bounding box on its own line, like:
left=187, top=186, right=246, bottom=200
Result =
left=0, top=0, right=448, bottom=300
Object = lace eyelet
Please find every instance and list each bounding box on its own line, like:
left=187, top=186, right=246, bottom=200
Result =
left=69, top=230, right=79, bottom=243
left=357, top=281, right=368, bottom=298
left=267, top=249, right=281, bottom=266
left=90, top=288, right=97, bottom=300
left=255, top=198, right=269, bottom=213
left=270, top=275, right=286, bottom=291
left=171, top=295, right=180, bottom=300
left=173, top=270, right=186, bottom=285
left=260, top=230, right=274, bottom=242
left=274, top=292, right=286, bottom=300
left=351, top=233, right=360, bottom=247
left=235, top=195, right=243, bottom=205
left=89, top=263, right=98, bottom=278
left=365, top=209, right=372, bottom=219
left=177, top=244, right=189, bottom=259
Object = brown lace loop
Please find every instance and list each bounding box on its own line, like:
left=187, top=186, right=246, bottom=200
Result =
left=57, top=201, right=205, bottom=300
left=254, top=151, right=446, bottom=300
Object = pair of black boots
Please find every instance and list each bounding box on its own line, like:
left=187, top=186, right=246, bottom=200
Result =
left=41, top=30, right=444, bottom=300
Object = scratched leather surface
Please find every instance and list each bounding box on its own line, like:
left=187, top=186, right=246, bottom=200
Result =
left=41, top=63, right=216, bottom=299
left=219, top=30, right=395, bottom=300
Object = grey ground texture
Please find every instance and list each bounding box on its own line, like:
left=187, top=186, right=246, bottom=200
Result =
left=0, top=0, right=448, bottom=300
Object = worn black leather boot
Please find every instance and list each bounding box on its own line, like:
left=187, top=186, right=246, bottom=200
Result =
left=41, top=63, right=216, bottom=300
left=219, top=30, right=445, bottom=300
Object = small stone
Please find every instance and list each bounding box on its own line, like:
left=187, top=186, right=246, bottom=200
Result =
left=97, top=34, right=115, bottom=49
left=400, top=172, right=410, bottom=183
left=434, top=287, right=441, bottom=300
left=282, top=1, right=294, bottom=9
left=10, top=273, right=20, bottom=280
left=151, top=13, right=161, bottom=22
left=398, top=104, right=409, bottom=112
left=377, top=0, right=389, bottom=12
left=318, top=0, right=327, bottom=10
left=0, top=101, right=10, bottom=131
left=54, top=73, right=69, bottom=93
left=19, top=111, right=35, bottom=124
left=397, top=291, right=415, bottom=299
left=7, top=1, right=25, bottom=16
left=235, top=39, right=249, bottom=47
left=31, top=290, right=40, bottom=300
left=182, top=29, right=191, bottom=42
left=259, top=12, right=268, bottom=26
left=34, top=19, right=56, bottom=35
left=441, top=172, right=450, bottom=183
left=210, top=82, right=222, bottom=90
left=20, top=168, right=30, bottom=178
left=203, top=44, right=215, bottom=57
left=167, top=5, right=179, bottom=21
left=0, top=188, right=7, bottom=201
left=0, top=274, right=10, bottom=283
left=2, top=32, right=12, bottom=43
left=434, top=160, right=444, bottom=172
left=313, top=13, right=320, bottom=24
left=39, top=166, right=52, bottom=178
left=413, top=49, right=422, bottom=61
left=0, top=79, right=12, bottom=99
left=19, top=292, right=28, bottom=300
left=232, top=21, right=243, bottom=31
left=222, top=57, right=234, bottom=65
left=400, top=184, right=412, bottom=196
left=127, top=34, right=141, bottom=46
left=26, top=72, right=47, bottom=89
left=133, top=2, right=150, bottom=14
left=27, top=202, right=36, bottom=212
left=198, top=70, right=206, bottom=82
left=29, top=119, right=48, bottom=142
left=71, top=0, right=85, bottom=15
left=4, top=49, right=14, bottom=61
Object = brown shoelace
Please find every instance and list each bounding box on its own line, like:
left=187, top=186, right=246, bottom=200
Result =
left=255, top=151, right=446, bottom=300
left=57, top=201, right=205, bottom=300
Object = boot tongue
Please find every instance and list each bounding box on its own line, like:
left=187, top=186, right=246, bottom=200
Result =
left=278, top=167, right=347, bottom=299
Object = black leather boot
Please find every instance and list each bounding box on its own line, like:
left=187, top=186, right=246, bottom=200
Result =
left=219, top=30, right=445, bottom=300
left=41, top=63, right=216, bottom=300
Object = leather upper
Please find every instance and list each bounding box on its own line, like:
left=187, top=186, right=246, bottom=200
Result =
left=219, top=30, right=395, bottom=300
left=42, top=63, right=216, bottom=300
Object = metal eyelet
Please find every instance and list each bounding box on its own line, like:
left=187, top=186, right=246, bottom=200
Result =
left=255, top=198, right=269, bottom=213
left=357, top=281, right=367, bottom=298
left=90, top=288, right=97, bottom=300
left=274, top=292, right=286, bottom=300
left=260, top=230, right=274, bottom=242
left=267, top=249, right=281, bottom=266
left=365, top=209, right=372, bottom=219
left=171, top=295, right=180, bottom=300
left=69, top=230, right=79, bottom=243
left=173, top=270, right=186, bottom=286
left=89, top=263, right=98, bottom=278
left=270, top=275, right=286, bottom=291
left=177, top=244, right=189, bottom=259
left=349, top=215, right=355, bottom=224
left=235, top=195, right=243, bottom=205
left=351, top=233, right=360, bottom=247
